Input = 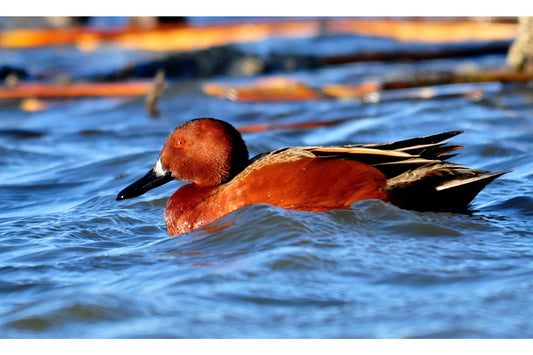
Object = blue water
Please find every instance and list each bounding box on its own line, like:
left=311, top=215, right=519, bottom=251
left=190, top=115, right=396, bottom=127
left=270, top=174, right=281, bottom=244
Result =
left=1, top=18, right=533, bottom=338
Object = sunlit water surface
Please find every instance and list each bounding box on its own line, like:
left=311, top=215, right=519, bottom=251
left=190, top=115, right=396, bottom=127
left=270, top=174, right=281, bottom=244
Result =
left=1, top=30, right=532, bottom=338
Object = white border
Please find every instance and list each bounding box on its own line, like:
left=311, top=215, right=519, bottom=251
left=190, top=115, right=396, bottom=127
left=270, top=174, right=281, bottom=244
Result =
left=1, top=1, right=531, bottom=17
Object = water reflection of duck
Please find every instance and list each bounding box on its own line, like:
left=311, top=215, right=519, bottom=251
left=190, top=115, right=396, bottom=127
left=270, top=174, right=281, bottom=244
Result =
left=117, top=118, right=509, bottom=236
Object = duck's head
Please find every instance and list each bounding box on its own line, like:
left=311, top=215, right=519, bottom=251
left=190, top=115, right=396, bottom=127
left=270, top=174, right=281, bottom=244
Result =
left=116, top=118, right=249, bottom=200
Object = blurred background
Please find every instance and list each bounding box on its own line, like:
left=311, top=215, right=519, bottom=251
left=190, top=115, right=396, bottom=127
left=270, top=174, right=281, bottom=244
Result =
left=1, top=16, right=533, bottom=339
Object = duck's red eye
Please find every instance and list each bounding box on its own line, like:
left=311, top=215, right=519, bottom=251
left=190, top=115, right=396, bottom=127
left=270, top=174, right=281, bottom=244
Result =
left=175, top=138, right=186, bottom=147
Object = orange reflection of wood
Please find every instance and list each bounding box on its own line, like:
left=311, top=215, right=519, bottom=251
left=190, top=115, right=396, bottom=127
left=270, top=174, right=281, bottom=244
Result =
left=0, top=18, right=517, bottom=50
left=0, top=81, right=153, bottom=100
left=203, top=77, right=318, bottom=102
left=328, top=18, right=517, bottom=43
left=0, top=21, right=319, bottom=50
left=322, top=82, right=380, bottom=99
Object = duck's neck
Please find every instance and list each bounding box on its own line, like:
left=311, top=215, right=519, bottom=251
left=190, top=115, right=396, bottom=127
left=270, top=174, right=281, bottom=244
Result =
left=163, top=183, right=219, bottom=236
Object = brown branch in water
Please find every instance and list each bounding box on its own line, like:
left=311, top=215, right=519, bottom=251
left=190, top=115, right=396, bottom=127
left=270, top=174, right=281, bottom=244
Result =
left=145, top=70, right=165, bottom=118
left=321, top=41, right=511, bottom=66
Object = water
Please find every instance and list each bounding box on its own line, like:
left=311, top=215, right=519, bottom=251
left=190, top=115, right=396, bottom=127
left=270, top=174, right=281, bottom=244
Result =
left=1, top=20, right=533, bottom=338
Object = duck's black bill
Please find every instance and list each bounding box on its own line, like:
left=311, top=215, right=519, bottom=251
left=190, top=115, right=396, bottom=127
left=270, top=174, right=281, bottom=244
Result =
left=116, top=168, right=173, bottom=201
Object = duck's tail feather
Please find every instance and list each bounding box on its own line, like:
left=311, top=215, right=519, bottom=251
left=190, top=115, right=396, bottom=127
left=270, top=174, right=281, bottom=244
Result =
left=397, top=143, right=464, bottom=159
left=386, top=163, right=511, bottom=212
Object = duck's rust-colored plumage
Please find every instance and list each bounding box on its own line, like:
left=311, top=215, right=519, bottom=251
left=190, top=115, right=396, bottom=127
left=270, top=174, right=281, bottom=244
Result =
left=117, top=118, right=508, bottom=236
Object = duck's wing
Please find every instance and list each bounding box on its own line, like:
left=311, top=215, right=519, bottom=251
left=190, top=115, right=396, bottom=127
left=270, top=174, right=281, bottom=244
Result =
left=304, top=130, right=465, bottom=178
left=352, top=130, right=464, bottom=152
left=248, top=130, right=463, bottom=167
left=358, top=130, right=465, bottom=161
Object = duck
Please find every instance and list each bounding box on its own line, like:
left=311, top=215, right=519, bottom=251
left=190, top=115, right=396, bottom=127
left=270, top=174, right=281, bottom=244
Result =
left=116, top=117, right=508, bottom=236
